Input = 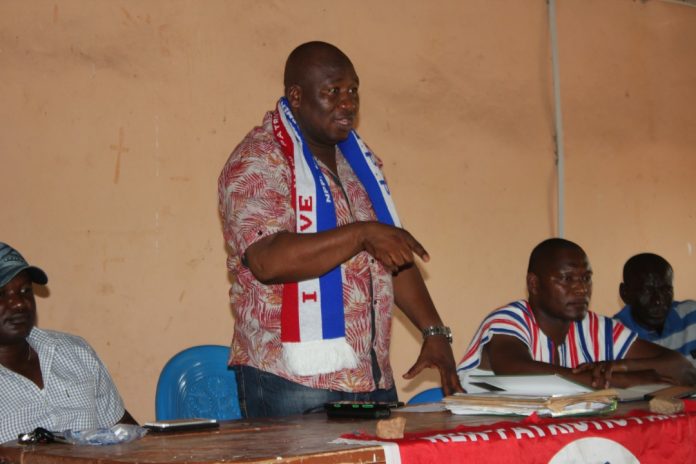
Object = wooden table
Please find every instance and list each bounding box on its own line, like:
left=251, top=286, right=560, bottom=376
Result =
left=0, top=409, right=516, bottom=464
left=0, top=403, right=687, bottom=464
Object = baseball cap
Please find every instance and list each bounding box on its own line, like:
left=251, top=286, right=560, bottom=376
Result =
left=0, top=242, right=48, bottom=288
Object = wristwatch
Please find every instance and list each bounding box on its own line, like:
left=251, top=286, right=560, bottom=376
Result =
left=421, top=325, right=453, bottom=344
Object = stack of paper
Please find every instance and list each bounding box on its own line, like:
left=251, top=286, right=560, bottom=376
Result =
left=446, top=375, right=622, bottom=417
left=442, top=375, right=681, bottom=417
left=443, top=389, right=618, bottom=418
left=469, top=374, right=675, bottom=403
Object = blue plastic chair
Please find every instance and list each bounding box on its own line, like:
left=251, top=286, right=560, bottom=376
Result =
left=407, top=387, right=445, bottom=404
left=155, top=345, right=242, bottom=421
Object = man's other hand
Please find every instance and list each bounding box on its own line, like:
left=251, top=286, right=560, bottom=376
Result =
left=402, top=336, right=464, bottom=396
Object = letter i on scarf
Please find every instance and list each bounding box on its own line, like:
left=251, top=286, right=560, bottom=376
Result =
left=272, top=97, right=400, bottom=376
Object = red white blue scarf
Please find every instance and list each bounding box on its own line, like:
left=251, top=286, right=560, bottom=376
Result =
left=272, top=97, right=400, bottom=376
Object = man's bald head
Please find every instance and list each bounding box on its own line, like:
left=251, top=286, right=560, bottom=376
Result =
left=527, top=238, right=585, bottom=276
left=623, top=253, right=672, bottom=285
left=283, top=41, right=354, bottom=93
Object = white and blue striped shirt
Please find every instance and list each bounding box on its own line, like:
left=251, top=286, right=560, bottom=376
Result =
left=457, top=300, right=638, bottom=390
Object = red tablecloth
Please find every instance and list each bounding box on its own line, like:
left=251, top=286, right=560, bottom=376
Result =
left=343, top=401, right=696, bottom=463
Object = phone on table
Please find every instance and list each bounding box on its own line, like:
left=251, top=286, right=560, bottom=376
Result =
left=324, top=401, right=403, bottom=419
left=143, top=418, right=219, bottom=433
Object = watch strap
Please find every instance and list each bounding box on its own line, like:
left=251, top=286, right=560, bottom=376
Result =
left=421, top=325, right=452, bottom=343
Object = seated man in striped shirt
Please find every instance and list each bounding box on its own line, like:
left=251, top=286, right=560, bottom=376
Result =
left=457, top=238, right=696, bottom=392
left=614, top=253, right=696, bottom=367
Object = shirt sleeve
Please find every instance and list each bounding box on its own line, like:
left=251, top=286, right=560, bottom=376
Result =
left=79, top=340, right=126, bottom=427
left=218, top=133, right=295, bottom=258
left=458, top=302, right=533, bottom=372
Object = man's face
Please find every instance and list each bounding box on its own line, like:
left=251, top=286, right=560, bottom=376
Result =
left=0, top=271, right=37, bottom=344
left=290, top=60, right=360, bottom=152
left=531, top=248, right=593, bottom=322
left=623, top=267, right=673, bottom=332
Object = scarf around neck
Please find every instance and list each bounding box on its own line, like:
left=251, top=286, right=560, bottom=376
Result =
left=271, top=97, right=400, bottom=376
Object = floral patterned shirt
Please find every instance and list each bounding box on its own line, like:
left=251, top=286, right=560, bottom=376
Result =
left=218, top=111, right=395, bottom=392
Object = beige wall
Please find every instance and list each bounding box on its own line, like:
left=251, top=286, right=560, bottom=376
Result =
left=2, top=0, right=695, bottom=422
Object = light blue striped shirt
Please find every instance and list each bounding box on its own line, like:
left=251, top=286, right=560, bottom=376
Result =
left=614, top=300, right=696, bottom=367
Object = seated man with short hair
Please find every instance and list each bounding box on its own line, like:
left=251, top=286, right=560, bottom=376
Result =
left=457, top=238, right=696, bottom=392
left=0, top=242, right=136, bottom=443
left=614, top=253, right=696, bottom=367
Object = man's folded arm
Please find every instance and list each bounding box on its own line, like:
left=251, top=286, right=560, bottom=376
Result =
left=620, top=338, right=696, bottom=386
left=244, top=222, right=427, bottom=284
left=485, top=333, right=663, bottom=389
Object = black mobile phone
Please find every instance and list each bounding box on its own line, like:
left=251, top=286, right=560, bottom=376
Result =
left=324, top=401, right=395, bottom=419
left=143, top=418, right=219, bottom=433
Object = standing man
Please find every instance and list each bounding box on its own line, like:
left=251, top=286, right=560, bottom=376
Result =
left=218, top=41, right=461, bottom=417
left=615, top=253, right=696, bottom=367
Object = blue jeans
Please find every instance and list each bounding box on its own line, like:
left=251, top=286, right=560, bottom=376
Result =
left=233, top=365, right=398, bottom=418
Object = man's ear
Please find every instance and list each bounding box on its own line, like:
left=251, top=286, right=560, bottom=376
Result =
left=619, top=282, right=629, bottom=305
left=287, top=84, right=302, bottom=109
left=527, top=272, right=538, bottom=296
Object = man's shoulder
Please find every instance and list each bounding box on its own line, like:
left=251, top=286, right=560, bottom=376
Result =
left=219, top=112, right=286, bottom=181
left=31, top=327, right=94, bottom=352
left=484, top=300, right=532, bottom=323
left=472, top=300, right=536, bottom=345
left=674, top=300, right=696, bottom=317
left=229, top=112, right=280, bottom=159
left=490, top=300, right=530, bottom=315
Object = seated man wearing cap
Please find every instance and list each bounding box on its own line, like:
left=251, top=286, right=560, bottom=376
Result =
left=0, top=242, right=136, bottom=443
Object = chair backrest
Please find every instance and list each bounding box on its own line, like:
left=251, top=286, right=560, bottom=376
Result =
left=155, top=344, right=241, bottom=421
left=407, top=387, right=445, bottom=404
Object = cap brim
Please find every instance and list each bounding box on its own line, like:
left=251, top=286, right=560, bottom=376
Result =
left=26, top=266, right=48, bottom=285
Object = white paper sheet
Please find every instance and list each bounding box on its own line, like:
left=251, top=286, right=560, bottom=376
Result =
left=469, top=374, right=592, bottom=396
